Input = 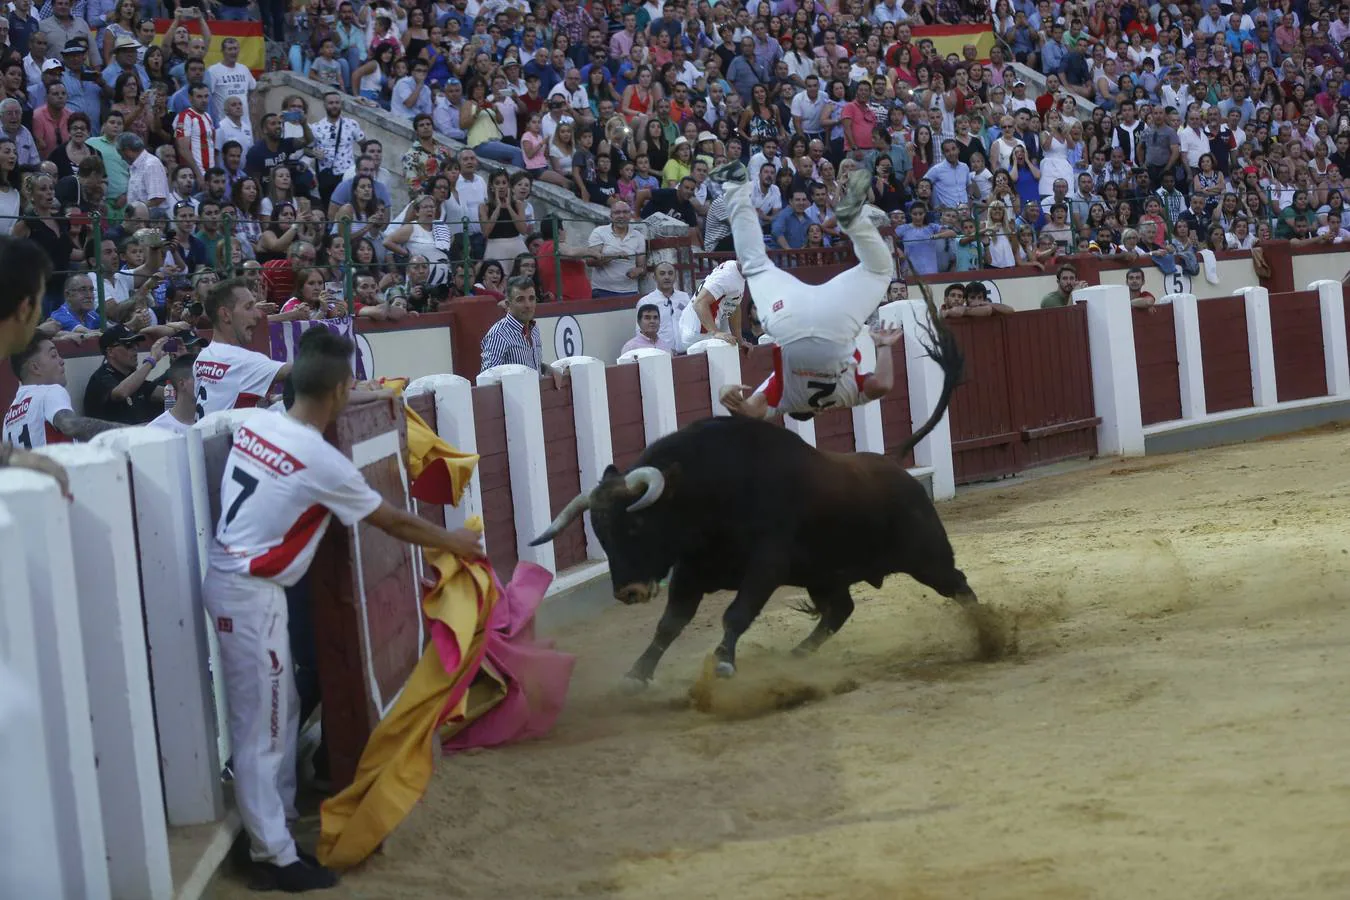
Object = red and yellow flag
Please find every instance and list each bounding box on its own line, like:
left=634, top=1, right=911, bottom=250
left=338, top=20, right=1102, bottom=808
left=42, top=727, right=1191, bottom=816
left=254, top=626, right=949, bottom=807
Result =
left=152, top=18, right=265, bottom=75
left=912, top=23, right=996, bottom=63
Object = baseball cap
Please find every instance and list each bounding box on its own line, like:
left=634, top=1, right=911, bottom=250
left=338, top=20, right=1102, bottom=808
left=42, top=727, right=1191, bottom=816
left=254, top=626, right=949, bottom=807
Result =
left=99, top=323, right=146, bottom=352
left=41, top=59, right=63, bottom=73
left=61, top=38, right=88, bottom=54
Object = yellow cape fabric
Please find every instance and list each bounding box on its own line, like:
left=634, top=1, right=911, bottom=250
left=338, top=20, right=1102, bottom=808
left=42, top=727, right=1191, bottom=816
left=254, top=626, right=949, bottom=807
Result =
left=316, top=385, right=497, bottom=870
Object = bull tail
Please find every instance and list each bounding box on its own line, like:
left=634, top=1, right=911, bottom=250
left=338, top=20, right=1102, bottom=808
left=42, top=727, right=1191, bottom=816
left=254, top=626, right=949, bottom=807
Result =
left=789, top=597, right=823, bottom=618
left=893, top=266, right=964, bottom=462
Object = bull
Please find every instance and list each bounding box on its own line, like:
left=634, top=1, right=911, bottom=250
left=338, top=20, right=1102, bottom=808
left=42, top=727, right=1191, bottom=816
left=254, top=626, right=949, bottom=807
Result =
left=530, top=304, right=973, bottom=685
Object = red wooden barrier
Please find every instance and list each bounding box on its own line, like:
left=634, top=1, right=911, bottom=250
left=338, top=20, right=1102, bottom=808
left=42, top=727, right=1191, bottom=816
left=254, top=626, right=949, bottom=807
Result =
left=471, top=383, right=518, bottom=576
left=878, top=344, right=916, bottom=468
left=672, top=353, right=713, bottom=427
left=813, top=406, right=856, bottom=452
left=944, top=308, right=1098, bottom=484
left=607, top=363, right=645, bottom=470
left=1196, top=296, right=1253, bottom=414
left=1132, top=305, right=1183, bottom=426
left=945, top=318, right=1020, bottom=482
left=540, top=378, right=587, bottom=571
left=1003, top=308, right=1099, bottom=467
left=1268, top=290, right=1328, bottom=402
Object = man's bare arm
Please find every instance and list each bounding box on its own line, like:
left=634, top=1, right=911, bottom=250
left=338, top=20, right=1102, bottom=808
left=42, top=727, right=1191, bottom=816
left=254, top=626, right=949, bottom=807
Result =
left=364, top=501, right=483, bottom=559
left=51, top=410, right=124, bottom=441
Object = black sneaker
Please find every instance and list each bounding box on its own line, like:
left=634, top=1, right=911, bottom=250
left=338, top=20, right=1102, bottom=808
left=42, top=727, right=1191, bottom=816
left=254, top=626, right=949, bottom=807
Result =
left=251, top=858, right=339, bottom=893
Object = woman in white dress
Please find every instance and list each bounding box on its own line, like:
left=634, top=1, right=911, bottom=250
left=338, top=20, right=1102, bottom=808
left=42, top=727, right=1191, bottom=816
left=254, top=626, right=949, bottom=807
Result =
left=383, top=194, right=449, bottom=285
left=1038, top=110, right=1076, bottom=199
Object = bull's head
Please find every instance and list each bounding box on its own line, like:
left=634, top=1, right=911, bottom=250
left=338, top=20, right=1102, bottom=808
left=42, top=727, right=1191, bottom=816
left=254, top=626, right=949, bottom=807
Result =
left=530, top=464, right=675, bottom=605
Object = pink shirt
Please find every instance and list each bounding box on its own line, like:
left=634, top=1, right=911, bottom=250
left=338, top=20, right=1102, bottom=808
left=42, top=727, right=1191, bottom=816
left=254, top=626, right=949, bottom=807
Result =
left=31, top=106, right=70, bottom=159
left=841, top=99, right=876, bottom=152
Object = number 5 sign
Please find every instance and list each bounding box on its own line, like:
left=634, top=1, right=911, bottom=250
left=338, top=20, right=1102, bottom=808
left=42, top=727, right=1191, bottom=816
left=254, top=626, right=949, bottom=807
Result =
left=554, top=315, right=583, bottom=359
left=1164, top=270, right=1192, bottom=297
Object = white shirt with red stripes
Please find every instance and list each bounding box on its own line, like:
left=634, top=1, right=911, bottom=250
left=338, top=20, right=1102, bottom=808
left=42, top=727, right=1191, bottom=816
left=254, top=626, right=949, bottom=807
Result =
left=209, top=411, right=384, bottom=587
left=174, top=107, right=217, bottom=172
left=193, top=341, right=285, bottom=419
left=2, top=384, right=73, bottom=449
left=754, top=344, right=866, bottom=417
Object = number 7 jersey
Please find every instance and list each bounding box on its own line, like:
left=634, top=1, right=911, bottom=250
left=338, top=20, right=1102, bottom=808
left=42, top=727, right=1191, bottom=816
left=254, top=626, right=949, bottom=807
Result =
left=208, top=411, right=384, bottom=587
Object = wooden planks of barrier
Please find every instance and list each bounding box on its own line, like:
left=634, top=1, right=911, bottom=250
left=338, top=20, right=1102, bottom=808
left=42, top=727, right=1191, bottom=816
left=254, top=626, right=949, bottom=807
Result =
left=310, top=395, right=425, bottom=791
left=1133, top=304, right=1184, bottom=426
left=1197, top=296, right=1255, bottom=414
left=1268, top=290, right=1329, bottom=402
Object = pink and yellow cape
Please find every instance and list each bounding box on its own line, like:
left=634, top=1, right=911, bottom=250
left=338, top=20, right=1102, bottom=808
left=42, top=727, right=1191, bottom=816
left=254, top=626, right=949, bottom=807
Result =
left=317, top=381, right=575, bottom=869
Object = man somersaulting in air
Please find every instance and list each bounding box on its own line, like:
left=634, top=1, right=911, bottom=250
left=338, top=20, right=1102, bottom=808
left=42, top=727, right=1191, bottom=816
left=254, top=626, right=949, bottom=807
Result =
left=709, top=161, right=933, bottom=421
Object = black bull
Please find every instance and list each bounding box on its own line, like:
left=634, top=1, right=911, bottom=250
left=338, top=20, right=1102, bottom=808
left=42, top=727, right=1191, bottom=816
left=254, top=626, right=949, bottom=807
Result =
left=530, top=320, right=973, bottom=683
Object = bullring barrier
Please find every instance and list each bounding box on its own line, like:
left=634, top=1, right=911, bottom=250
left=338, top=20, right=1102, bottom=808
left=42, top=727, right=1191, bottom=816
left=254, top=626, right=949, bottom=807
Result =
left=3, top=283, right=1350, bottom=898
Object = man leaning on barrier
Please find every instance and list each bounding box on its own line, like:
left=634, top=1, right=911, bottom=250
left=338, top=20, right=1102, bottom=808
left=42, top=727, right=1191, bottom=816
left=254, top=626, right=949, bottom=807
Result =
left=0, top=235, right=68, bottom=493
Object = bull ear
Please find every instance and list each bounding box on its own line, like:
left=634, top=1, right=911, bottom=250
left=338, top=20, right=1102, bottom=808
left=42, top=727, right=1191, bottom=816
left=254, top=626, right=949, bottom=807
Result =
left=601, top=464, right=621, bottom=481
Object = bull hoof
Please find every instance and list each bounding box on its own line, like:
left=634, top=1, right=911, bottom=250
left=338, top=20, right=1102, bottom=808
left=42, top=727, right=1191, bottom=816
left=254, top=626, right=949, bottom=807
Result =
left=621, top=674, right=650, bottom=694
left=714, top=660, right=736, bottom=679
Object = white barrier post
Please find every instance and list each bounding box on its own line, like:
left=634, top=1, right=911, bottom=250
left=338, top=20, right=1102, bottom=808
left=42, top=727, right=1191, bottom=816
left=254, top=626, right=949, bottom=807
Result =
left=93, top=428, right=223, bottom=827
left=0, top=469, right=109, bottom=900
left=688, top=338, right=741, bottom=417
left=619, top=348, right=679, bottom=445
left=0, top=502, right=65, bottom=899
left=40, top=444, right=173, bottom=900
left=1078, top=284, right=1145, bottom=456
left=879, top=299, right=956, bottom=498
left=851, top=332, right=886, bottom=453
left=477, top=366, right=554, bottom=571
left=550, top=356, right=613, bottom=560
left=1308, top=279, right=1350, bottom=397
left=1164, top=293, right=1207, bottom=420
left=1235, top=286, right=1278, bottom=406
left=405, top=374, right=483, bottom=532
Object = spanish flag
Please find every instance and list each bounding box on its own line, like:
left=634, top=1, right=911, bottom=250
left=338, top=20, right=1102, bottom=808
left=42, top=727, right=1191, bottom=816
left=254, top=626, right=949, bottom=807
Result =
left=152, top=18, right=265, bottom=75
left=912, top=23, right=996, bottom=64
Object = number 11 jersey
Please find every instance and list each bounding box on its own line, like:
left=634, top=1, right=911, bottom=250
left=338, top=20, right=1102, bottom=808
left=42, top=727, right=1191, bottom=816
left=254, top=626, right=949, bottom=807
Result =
left=209, top=411, right=384, bottom=587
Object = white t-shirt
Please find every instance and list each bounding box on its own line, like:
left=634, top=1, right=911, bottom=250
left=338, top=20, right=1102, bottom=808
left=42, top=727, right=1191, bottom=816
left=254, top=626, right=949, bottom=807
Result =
left=586, top=225, right=647, bottom=294
left=192, top=342, right=285, bottom=419
left=694, top=259, right=745, bottom=326
left=753, top=343, right=865, bottom=417
left=637, top=288, right=691, bottom=348
left=149, top=409, right=191, bottom=435
left=207, top=61, right=256, bottom=120
left=2, top=384, right=73, bottom=449
left=208, top=411, right=384, bottom=587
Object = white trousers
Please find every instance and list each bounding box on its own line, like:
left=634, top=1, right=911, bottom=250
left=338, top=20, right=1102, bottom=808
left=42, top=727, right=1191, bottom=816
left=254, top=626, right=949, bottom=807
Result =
left=203, top=568, right=300, bottom=867
left=724, top=179, right=895, bottom=348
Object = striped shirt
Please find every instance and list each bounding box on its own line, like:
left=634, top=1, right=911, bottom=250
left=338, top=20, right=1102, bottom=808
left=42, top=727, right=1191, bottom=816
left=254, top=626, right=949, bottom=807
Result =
left=174, top=108, right=217, bottom=172
left=480, top=314, right=543, bottom=373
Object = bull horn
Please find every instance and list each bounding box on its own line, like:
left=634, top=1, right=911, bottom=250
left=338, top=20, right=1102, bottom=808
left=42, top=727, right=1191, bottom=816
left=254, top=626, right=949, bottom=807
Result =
left=530, top=492, right=591, bottom=545
left=624, top=466, right=666, bottom=512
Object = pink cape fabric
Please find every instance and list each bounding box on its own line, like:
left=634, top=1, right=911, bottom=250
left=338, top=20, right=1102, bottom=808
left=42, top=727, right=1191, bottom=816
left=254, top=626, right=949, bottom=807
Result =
left=432, top=560, right=575, bottom=751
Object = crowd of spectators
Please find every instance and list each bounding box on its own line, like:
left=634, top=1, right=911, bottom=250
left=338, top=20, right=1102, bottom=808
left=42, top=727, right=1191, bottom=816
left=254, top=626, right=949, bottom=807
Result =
left=991, top=0, right=1350, bottom=289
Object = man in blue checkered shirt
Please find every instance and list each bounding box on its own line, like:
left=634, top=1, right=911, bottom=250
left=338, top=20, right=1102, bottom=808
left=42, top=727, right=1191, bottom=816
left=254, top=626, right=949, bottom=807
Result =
left=480, top=276, right=545, bottom=374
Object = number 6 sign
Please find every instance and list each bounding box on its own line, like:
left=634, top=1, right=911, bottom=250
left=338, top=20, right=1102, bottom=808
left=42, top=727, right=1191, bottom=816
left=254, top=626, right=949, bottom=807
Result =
left=554, top=315, right=583, bottom=359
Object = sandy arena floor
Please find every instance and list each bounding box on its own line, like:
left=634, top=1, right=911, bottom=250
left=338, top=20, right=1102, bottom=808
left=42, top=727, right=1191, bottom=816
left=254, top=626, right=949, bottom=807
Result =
left=211, top=426, right=1350, bottom=900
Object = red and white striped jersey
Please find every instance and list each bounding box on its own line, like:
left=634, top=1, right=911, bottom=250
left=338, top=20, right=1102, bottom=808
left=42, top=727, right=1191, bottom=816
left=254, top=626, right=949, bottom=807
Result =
left=209, top=411, right=384, bottom=587
left=193, top=341, right=285, bottom=419
left=754, top=344, right=866, bottom=417
left=2, top=384, right=73, bottom=449
left=174, top=108, right=217, bottom=172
